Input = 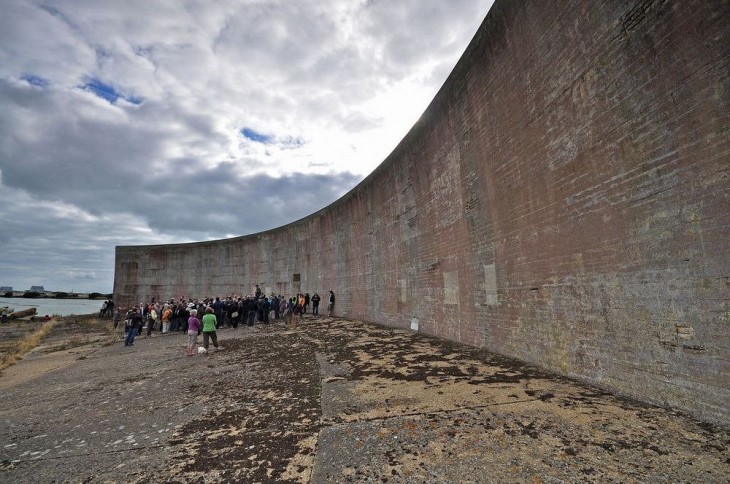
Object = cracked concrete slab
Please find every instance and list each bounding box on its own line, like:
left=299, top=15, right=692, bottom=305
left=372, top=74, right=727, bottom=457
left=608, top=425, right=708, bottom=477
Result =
left=0, top=317, right=727, bottom=483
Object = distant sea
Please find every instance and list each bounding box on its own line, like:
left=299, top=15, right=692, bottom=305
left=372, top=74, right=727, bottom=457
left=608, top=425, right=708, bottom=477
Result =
left=0, top=297, right=104, bottom=317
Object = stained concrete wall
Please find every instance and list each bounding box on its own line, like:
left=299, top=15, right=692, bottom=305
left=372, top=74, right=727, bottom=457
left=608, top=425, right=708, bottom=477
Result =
left=114, top=0, right=730, bottom=424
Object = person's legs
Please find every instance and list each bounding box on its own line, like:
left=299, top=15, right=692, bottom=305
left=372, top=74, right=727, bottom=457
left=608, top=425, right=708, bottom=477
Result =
left=203, top=331, right=210, bottom=350
left=209, top=331, right=219, bottom=349
left=125, top=327, right=137, bottom=346
left=187, top=332, right=197, bottom=355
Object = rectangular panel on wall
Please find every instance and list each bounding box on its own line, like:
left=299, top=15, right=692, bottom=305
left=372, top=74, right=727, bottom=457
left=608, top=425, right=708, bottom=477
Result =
left=443, top=271, right=460, bottom=306
left=398, top=279, right=407, bottom=303
left=484, top=263, right=499, bottom=306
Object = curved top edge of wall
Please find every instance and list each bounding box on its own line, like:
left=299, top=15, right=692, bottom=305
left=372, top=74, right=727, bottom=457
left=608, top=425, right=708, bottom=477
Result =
left=115, top=3, right=499, bottom=252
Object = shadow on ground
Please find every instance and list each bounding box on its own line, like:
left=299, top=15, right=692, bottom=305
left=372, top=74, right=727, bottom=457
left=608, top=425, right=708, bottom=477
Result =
left=0, top=318, right=727, bottom=482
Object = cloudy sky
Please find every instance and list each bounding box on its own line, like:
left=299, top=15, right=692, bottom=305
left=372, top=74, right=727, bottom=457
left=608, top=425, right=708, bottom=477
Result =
left=0, top=0, right=495, bottom=293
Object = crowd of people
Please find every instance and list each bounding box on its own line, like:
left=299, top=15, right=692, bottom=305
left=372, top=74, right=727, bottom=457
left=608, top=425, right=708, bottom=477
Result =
left=114, top=285, right=337, bottom=354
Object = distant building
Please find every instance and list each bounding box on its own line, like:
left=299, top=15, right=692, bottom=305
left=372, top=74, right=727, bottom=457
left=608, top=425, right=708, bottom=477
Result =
left=0, top=286, right=12, bottom=292
left=30, top=286, right=46, bottom=293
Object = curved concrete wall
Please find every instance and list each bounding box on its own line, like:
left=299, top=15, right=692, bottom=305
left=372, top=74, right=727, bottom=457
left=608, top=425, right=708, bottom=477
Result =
left=114, top=0, right=730, bottom=424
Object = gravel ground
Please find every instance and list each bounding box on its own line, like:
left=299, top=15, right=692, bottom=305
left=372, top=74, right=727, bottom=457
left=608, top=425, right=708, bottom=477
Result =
left=0, top=317, right=727, bottom=483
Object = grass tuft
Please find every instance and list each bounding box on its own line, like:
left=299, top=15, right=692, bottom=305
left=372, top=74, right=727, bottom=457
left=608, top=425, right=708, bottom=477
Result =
left=0, top=319, right=57, bottom=371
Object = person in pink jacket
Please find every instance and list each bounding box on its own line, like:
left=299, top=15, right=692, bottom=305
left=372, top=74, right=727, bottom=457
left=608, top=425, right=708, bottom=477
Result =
left=186, top=309, right=201, bottom=356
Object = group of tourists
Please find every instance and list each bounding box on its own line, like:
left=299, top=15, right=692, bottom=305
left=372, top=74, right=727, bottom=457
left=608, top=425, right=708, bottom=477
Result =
left=118, top=287, right=336, bottom=355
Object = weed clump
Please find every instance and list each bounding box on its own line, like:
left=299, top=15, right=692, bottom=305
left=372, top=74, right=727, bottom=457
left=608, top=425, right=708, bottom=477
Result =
left=0, top=319, right=57, bottom=371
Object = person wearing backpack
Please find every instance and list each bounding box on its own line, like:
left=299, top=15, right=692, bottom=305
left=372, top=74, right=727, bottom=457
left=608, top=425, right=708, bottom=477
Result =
left=125, top=307, right=143, bottom=346
left=286, top=296, right=296, bottom=328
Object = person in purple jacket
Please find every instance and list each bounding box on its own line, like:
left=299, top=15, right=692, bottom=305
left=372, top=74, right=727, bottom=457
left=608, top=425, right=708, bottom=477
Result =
left=186, top=309, right=201, bottom=356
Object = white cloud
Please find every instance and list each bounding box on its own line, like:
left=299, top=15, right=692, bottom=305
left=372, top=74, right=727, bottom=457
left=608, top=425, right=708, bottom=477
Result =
left=0, top=0, right=495, bottom=292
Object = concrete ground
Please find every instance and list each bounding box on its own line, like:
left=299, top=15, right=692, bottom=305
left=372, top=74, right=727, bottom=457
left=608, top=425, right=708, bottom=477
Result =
left=0, top=317, right=727, bottom=483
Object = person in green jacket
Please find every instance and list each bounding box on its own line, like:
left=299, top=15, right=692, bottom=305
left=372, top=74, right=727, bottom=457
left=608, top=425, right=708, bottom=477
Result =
left=201, top=307, right=223, bottom=352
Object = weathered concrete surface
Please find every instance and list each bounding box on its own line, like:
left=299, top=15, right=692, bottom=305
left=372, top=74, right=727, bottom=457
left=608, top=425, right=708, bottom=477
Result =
left=1, top=318, right=728, bottom=483
left=113, top=0, right=730, bottom=425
